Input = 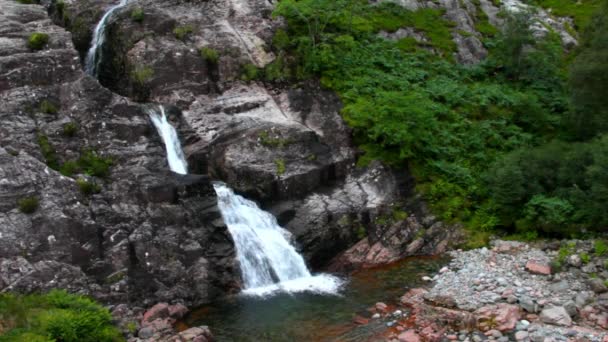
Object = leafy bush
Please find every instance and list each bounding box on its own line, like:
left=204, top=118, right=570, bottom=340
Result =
left=0, top=290, right=122, bottom=342
left=76, top=178, right=101, bottom=195
left=39, top=100, right=58, bottom=114
left=200, top=47, right=219, bottom=64
left=17, top=196, right=39, bottom=214
left=59, top=160, right=79, bottom=176
left=486, top=136, right=608, bottom=235
left=240, top=63, right=260, bottom=81
left=595, top=240, right=608, bottom=256
left=78, top=150, right=113, bottom=178
left=62, top=122, right=78, bottom=137
left=173, top=24, right=194, bottom=41
left=275, top=158, right=286, bottom=175
left=131, top=7, right=144, bottom=22
left=37, top=134, right=60, bottom=170
left=130, top=65, right=154, bottom=86
left=27, top=33, right=49, bottom=50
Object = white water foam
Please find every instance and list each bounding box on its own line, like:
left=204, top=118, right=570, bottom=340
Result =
left=84, top=0, right=130, bottom=76
left=214, top=183, right=344, bottom=297
left=148, top=106, right=188, bottom=175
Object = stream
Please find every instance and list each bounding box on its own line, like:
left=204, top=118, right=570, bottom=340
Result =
left=178, top=256, right=448, bottom=341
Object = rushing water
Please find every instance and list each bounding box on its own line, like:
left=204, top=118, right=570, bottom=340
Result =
left=148, top=106, right=188, bottom=175
left=214, top=183, right=344, bottom=296
left=180, top=256, right=447, bottom=341
left=84, top=0, right=130, bottom=76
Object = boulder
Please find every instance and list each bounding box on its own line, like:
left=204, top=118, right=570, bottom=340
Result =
left=398, top=330, right=422, bottom=342
left=525, top=260, right=552, bottom=275
left=474, top=304, right=521, bottom=332
left=588, top=278, right=608, bottom=294
left=539, top=306, right=572, bottom=326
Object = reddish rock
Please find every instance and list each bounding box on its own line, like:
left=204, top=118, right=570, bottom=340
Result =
left=474, top=304, right=521, bottom=332
left=596, top=313, right=608, bottom=329
left=176, top=326, right=213, bottom=342
left=168, top=303, right=189, bottom=319
left=375, top=302, right=389, bottom=312
left=400, top=288, right=428, bottom=305
left=419, top=325, right=444, bottom=342
left=143, top=303, right=170, bottom=323
left=353, top=315, right=369, bottom=325
left=398, top=329, right=421, bottom=342
left=525, top=260, right=551, bottom=275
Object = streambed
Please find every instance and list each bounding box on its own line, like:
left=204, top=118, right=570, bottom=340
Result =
left=179, top=256, right=448, bottom=341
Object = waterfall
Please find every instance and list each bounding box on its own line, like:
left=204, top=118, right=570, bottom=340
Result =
left=148, top=106, right=188, bottom=175
left=213, top=183, right=344, bottom=296
left=84, top=0, right=130, bottom=77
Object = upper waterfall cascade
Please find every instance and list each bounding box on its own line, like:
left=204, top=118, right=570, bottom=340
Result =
left=213, top=183, right=344, bottom=296
left=148, top=106, right=188, bottom=175
left=84, top=0, right=130, bottom=76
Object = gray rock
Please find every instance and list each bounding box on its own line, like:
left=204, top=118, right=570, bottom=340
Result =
left=587, top=278, right=608, bottom=293
left=539, top=306, right=572, bottom=326
left=519, top=296, right=538, bottom=313
left=515, top=331, right=529, bottom=341
left=549, top=280, right=569, bottom=292
left=563, top=300, right=577, bottom=318
left=567, top=254, right=582, bottom=267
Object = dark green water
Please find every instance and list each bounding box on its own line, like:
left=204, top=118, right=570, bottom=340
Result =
left=180, top=257, right=448, bottom=341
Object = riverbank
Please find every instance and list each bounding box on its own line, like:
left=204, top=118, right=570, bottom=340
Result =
left=363, top=240, right=608, bottom=341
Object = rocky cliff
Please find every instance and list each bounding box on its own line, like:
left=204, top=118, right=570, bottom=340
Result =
left=0, top=0, right=579, bottom=310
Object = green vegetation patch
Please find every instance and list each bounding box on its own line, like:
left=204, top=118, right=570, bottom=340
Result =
left=130, top=65, right=154, bottom=86
left=272, top=0, right=608, bottom=242
left=200, top=47, right=219, bottom=64
left=39, top=100, right=58, bottom=114
left=524, top=0, right=602, bottom=30
left=27, top=32, right=49, bottom=51
left=275, top=158, right=286, bottom=175
left=76, top=178, right=101, bottom=195
left=173, top=24, right=194, bottom=41
left=0, top=290, right=123, bottom=342
left=17, top=196, right=39, bottom=214
left=131, top=7, right=144, bottom=22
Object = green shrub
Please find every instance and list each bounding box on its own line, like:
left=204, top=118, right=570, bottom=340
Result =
left=200, top=47, right=219, bottom=64
left=39, top=100, right=58, bottom=114
left=131, top=7, right=144, bottom=22
left=581, top=252, right=591, bottom=264
left=258, top=130, right=292, bottom=148
left=275, top=158, right=286, bottom=175
left=27, top=32, right=49, bottom=50
left=240, top=63, right=260, bottom=81
left=16, top=0, right=40, bottom=4
left=173, top=24, right=194, bottom=41
left=62, top=122, right=78, bottom=137
left=130, top=65, right=154, bottom=86
left=59, top=160, right=79, bottom=177
left=0, top=290, right=122, bottom=342
left=595, top=240, right=608, bottom=257
left=37, top=134, right=60, bottom=170
left=76, top=178, right=101, bottom=195
left=17, top=196, right=39, bottom=214
left=78, top=150, right=112, bottom=178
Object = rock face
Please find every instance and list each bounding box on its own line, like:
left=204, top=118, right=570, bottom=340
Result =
left=0, top=0, right=236, bottom=306
left=1, top=0, right=460, bottom=309
left=379, top=0, right=578, bottom=64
